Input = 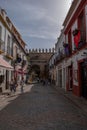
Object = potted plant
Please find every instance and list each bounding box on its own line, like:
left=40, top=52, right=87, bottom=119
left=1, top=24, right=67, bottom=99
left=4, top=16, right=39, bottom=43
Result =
left=63, top=42, right=68, bottom=48
left=72, top=28, right=79, bottom=36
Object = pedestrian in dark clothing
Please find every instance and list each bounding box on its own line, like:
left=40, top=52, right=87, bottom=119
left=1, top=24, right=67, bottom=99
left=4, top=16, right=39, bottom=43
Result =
left=43, top=79, right=45, bottom=86
left=10, top=78, right=15, bottom=92
left=20, top=79, right=24, bottom=93
left=13, top=81, right=17, bottom=92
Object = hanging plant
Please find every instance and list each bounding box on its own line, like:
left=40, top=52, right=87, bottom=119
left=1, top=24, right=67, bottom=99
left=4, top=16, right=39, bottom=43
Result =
left=72, top=29, right=79, bottom=36
left=63, top=42, right=68, bottom=48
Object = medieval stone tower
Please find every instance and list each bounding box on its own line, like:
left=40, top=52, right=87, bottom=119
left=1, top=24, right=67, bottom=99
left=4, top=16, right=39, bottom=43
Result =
left=27, top=48, right=54, bottom=80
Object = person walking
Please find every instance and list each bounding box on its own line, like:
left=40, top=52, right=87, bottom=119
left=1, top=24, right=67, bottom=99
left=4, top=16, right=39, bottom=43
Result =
left=10, top=78, right=15, bottom=92
left=20, top=78, right=25, bottom=93
left=13, top=80, right=18, bottom=92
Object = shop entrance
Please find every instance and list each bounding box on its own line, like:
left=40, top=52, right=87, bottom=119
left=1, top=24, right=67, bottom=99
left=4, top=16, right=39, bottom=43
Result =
left=81, top=62, right=87, bottom=98
left=6, top=70, right=9, bottom=89
left=58, top=69, right=62, bottom=88
left=68, top=65, right=73, bottom=90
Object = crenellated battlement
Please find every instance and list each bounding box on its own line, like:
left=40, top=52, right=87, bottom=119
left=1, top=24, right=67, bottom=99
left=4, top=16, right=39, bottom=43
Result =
left=28, top=48, right=55, bottom=53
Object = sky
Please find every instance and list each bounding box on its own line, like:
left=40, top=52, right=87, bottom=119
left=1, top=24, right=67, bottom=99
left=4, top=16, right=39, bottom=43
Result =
left=0, top=0, right=72, bottom=50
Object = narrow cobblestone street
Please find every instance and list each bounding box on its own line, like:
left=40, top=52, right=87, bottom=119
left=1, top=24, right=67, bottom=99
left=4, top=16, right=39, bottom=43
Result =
left=0, top=83, right=87, bottom=130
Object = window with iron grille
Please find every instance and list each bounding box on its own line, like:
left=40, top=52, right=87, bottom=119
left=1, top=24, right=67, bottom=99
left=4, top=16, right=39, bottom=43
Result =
left=0, top=26, right=2, bottom=40
left=68, top=29, right=72, bottom=54
left=7, top=35, right=11, bottom=55
left=78, top=9, right=86, bottom=43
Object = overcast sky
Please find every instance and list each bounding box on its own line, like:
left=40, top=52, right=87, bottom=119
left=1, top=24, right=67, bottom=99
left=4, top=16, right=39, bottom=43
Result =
left=0, top=0, right=72, bottom=50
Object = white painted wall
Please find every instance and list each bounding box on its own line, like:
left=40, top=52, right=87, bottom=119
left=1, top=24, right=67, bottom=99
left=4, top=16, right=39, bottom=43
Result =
left=71, top=20, right=78, bottom=51
left=0, top=22, right=5, bottom=42
left=5, top=29, right=11, bottom=53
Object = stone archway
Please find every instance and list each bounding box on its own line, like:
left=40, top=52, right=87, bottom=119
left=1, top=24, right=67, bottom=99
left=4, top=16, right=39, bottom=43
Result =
left=28, top=49, right=54, bottom=81
left=31, top=65, right=40, bottom=77
left=30, top=64, right=40, bottom=78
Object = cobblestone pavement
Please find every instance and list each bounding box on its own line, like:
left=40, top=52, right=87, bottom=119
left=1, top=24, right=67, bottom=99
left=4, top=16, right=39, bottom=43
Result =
left=0, top=84, right=33, bottom=111
left=0, top=84, right=87, bottom=130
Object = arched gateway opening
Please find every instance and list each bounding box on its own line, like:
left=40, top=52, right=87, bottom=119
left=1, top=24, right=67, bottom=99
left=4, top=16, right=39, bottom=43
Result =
left=28, top=65, right=40, bottom=83
left=27, top=49, right=54, bottom=83
left=30, top=65, right=40, bottom=77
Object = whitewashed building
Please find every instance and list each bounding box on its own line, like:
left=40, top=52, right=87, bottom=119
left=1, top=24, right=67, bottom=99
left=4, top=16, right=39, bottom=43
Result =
left=0, top=8, right=28, bottom=93
left=49, top=0, right=87, bottom=99
left=0, top=8, right=13, bottom=92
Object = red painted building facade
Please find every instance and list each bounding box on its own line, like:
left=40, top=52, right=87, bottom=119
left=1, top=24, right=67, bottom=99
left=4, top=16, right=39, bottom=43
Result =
left=63, top=0, right=87, bottom=98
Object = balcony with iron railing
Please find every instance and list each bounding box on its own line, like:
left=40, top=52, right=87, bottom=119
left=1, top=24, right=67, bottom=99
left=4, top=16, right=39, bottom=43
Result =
left=0, top=38, right=5, bottom=54
left=55, top=49, right=66, bottom=65
left=78, top=31, right=86, bottom=49
left=72, top=29, right=86, bottom=51
left=12, top=54, right=22, bottom=71
left=12, top=54, right=27, bottom=74
left=63, top=43, right=72, bottom=57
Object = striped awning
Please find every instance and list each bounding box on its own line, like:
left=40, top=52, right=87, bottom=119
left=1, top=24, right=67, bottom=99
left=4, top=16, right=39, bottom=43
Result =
left=0, top=57, right=13, bottom=70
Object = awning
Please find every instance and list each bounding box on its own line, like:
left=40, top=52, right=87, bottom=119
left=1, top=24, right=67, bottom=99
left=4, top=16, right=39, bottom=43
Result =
left=0, top=57, right=13, bottom=70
